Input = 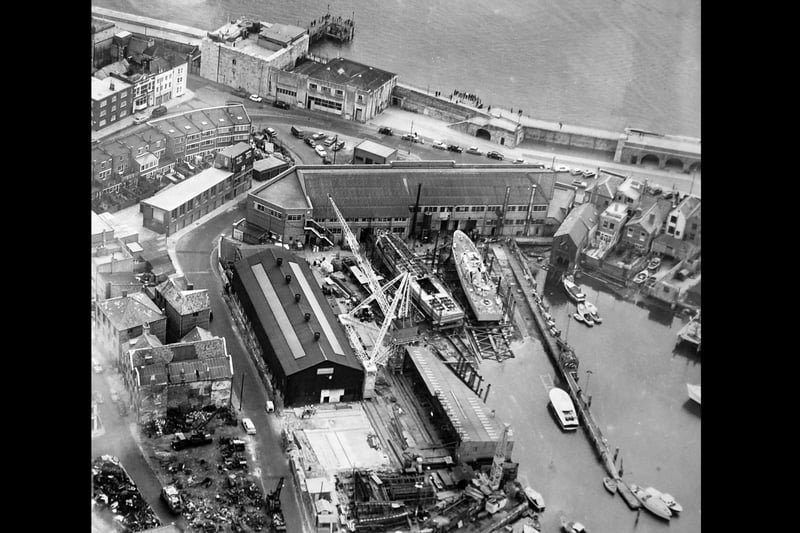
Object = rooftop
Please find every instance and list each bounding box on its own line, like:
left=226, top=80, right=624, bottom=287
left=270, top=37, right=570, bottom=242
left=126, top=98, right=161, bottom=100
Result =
left=254, top=156, right=290, bottom=172
left=258, top=23, right=307, bottom=46
left=602, top=201, right=628, bottom=220
left=91, top=210, right=114, bottom=238
left=233, top=248, right=363, bottom=376
left=91, top=76, right=131, bottom=101
left=157, top=275, right=210, bottom=315
left=251, top=162, right=556, bottom=218
left=132, top=337, right=232, bottom=387
left=553, top=202, right=599, bottom=243
left=354, top=140, right=397, bottom=159
left=546, top=186, right=575, bottom=223
left=141, top=167, right=233, bottom=212
left=97, top=292, right=164, bottom=332
left=405, top=344, right=506, bottom=444
left=218, top=142, right=252, bottom=158
left=292, top=57, right=396, bottom=92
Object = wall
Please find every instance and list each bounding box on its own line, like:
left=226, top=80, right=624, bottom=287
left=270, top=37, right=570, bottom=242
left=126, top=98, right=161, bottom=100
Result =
left=522, top=127, right=621, bottom=154
left=392, top=84, right=481, bottom=123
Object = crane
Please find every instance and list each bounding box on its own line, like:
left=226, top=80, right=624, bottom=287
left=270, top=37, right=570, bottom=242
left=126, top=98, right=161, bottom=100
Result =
left=489, top=423, right=512, bottom=491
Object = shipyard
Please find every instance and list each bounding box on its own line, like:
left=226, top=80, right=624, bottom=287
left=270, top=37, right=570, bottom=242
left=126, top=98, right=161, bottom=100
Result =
left=91, top=3, right=700, bottom=533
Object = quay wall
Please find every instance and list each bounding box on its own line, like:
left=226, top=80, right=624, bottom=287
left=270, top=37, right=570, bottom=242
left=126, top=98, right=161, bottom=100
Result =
left=91, top=6, right=207, bottom=46
left=392, top=84, right=484, bottom=124
left=522, top=127, right=621, bottom=154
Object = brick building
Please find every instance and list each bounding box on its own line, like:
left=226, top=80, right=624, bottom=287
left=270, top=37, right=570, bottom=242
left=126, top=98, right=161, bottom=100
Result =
left=154, top=275, right=211, bottom=343
left=92, top=76, right=133, bottom=131
left=352, top=140, right=397, bottom=164
left=550, top=203, right=599, bottom=270
left=95, top=292, right=167, bottom=365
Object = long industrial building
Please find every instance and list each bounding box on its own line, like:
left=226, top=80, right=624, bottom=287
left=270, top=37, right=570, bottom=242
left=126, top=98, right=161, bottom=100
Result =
left=244, top=161, right=559, bottom=248
left=229, top=248, right=364, bottom=406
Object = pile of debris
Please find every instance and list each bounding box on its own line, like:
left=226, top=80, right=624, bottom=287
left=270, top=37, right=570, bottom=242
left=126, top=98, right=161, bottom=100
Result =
left=92, top=455, right=161, bottom=532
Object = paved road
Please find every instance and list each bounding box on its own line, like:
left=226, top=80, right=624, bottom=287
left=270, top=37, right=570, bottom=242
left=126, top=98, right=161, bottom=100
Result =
left=174, top=207, right=311, bottom=533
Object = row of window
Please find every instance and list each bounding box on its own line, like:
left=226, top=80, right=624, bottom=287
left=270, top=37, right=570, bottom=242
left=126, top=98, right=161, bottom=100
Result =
left=309, top=97, right=343, bottom=111
left=309, top=83, right=345, bottom=97
left=277, top=87, right=297, bottom=97
left=420, top=204, right=544, bottom=213
left=254, top=202, right=283, bottom=219
left=170, top=179, right=236, bottom=218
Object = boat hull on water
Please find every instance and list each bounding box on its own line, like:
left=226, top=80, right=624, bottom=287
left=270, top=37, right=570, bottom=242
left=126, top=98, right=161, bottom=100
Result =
left=630, top=484, right=671, bottom=520
left=452, top=230, right=503, bottom=322
left=524, top=486, right=546, bottom=512
left=645, top=487, right=683, bottom=514
left=583, top=301, right=602, bottom=323
left=563, top=275, right=586, bottom=302
left=560, top=516, right=588, bottom=533
left=603, top=477, right=618, bottom=494
left=687, top=384, right=701, bottom=405
left=549, top=387, right=579, bottom=431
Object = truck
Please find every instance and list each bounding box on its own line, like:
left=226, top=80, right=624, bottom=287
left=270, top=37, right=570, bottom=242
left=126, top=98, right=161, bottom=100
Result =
left=161, top=484, right=183, bottom=514
left=170, top=431, right=213, bottom=451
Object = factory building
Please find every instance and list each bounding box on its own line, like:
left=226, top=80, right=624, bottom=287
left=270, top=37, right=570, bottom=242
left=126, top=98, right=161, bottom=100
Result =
left=228, top=248, right=364, bottom=406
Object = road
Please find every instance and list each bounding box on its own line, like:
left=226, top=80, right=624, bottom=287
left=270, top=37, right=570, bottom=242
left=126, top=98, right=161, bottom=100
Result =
left=174, top=206, right=311, bottom=533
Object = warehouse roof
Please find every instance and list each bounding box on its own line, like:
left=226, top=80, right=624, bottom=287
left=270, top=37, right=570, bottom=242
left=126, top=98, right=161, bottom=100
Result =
left=405, top=344, right=505, bottom=444
left=142, top=167, right=233, bottom=212
left=251, top=162, right=556, bottom=219
left=233, top=248, right=362, bottom=376
left=354, top=140, right=397, bottom=159
left=293, top=57, right=396, bottom=92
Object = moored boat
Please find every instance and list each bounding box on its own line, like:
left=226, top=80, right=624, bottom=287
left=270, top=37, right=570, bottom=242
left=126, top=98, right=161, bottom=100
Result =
left=524, top=486, right=546, bottom=512
left=563, top=275, right=586, bottom=302
left=573, top=311, right=593, bottom=327
left=647, top=257, right=662, bottom=271
left=560, top=516, right=588, bottom=533
left=603, top=477, right=618, bottom=494
left=549, top=387, right=579, bottom=431
left=576, top=303, right=595, bottom=325
left=630, top=484, right=671, bottom=520
left=645, top=487, right=683, bottom=514
left=583, top=301, right=602, bottom=324
left=452, top=230, right=503, bottom=322
left=687, top=384, right=701, bottom=405
left=633, top=271, right=648, bottom=284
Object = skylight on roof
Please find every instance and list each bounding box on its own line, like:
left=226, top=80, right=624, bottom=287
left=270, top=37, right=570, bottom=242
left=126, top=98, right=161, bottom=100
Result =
left=337, top=68, right=345, bottom=75
left=202, top=121, right=208, bottom=125
left=184, top=126, right=191, bottom=130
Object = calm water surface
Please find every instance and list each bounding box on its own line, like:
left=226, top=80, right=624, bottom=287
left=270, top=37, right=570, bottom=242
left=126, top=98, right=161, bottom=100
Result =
left=94, top=0, right=701, bottom=137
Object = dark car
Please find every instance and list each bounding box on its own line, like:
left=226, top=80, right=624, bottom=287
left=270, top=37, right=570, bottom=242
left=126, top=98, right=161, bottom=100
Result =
left=290, top=125, right=304, bottom=138
left=304, top=137, right=316, bottom=147
left=447, top=144, right=463, bottom=153
left=378, top=127, right=393, bottom=136
left=331, top=140, right=345, bottom=151
left=150, top=105, right=167, bottom=118
left=486, top=150, right=504, bottom=160
left=273, top=100, right=290, bottom=110
left=322, top=156, right=333, bottom=165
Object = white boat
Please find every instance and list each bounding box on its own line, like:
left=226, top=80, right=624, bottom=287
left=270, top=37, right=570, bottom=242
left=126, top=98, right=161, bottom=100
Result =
left=647, top=257, right=662, bottom=271
left=563, top=276, right=586, bottom=302
left=687, top=384, right=701, bottom=405
left=632, top=271, right=648, bottom=284
left=560, top=516, right=588, bottom=533
left=630, top=484, right=671, bottom=520
left=573, top=311, right=593, bottom=327
left=583, top=301, right=602, bottom=324
left=549, top=387, right=579, bottom=431
left=576, top=303, right=595, bottom=326
left=644, top=487, right=683, bottom=514
left=452, top=230, right=503, bottom=322
left=524, top=486, right=546, bottom=512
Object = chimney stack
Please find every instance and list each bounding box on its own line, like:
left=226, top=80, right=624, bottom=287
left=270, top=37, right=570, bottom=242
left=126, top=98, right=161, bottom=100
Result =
left=305, top=313, right=311, bottom=322
left=122, top=290, right=128, bottom=297
left=277, top=257, right=283, bottom=265
left=285, top=274, right=292, bottom=284
left=187, top=283, right=194, bottom=290
left=295, top=293, right=301, bottom=303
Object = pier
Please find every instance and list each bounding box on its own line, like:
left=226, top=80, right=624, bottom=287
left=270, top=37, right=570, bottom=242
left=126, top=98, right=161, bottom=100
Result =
left=307, top=13, right=354, bottom=45
left=502, top=241, right=641, bottom=511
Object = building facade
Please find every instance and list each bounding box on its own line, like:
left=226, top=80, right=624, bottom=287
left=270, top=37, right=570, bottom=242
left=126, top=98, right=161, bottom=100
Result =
left=352, top=140, right=397, bottom=164
left=550, top=203, right=599, bottom=270
left=92, top=76, right=133, bottom=131
left=154, top=275, right=211, bottom=343
left=95, top=292, right=167, bottom=364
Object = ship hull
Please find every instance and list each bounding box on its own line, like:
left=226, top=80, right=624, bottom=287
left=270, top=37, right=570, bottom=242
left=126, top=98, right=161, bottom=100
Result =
left=452, top=231, right=503, bottom=322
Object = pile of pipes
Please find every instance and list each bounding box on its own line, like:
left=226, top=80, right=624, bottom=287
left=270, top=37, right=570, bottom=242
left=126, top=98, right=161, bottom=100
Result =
left=92, top=455, right=160, bottom=532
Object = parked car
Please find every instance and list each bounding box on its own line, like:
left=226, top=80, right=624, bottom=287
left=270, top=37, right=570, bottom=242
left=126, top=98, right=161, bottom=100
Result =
left=486, top=150, right=504, bottom=160
left=466, top=146, right=482, bottom=155
left=432, top=140, right=447, bottom=150
left=512, top=158, right=525, bottom=164
left=249, top=94, right=263, bottom=103
left=132, top=113, right=148, bottom=125
left=273, top=100, right=290, bottom=110
left=323, top=135, right=336, bottom=146
left=378, top=127, right=393, bottom=135
left=242, top=417, right=256, bottom=435
left=572, top=179, right=587, bottom=187
left=447, top=144, right=463, bottom=153
left=161, top=485, right=183, bottom=514
left=304, top=137, right=316, bottom=147
left=265, top=400, right=275, bottom=413
left=570, top=168, right=584, bottom=176
left=92, top=359, right=103, bottom=374
left=401, top=133, right=415, bottom=141
left=582, top=170, right=596, bottom=178
left=315, top=145, right=328, bottom=158
left=291, top=125, right=304, bottom=138
left=311, top=132, right=326, bottom=141
left=555, top=165, right=570, bottom=172
left=265, top=127, right=277, bottom=139
left=322, top=156, right=333, bottom=165
left=332, top=140, right=345, bottom=151
left=150, top=105, right=167, bottom=118
left=232, top=87, right=249, bottom=98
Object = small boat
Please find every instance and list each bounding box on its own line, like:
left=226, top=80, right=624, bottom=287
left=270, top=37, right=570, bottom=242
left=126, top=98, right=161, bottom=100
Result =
left=583, top=301, right=602, bottom=324
left=633, top=271, right=648, bottom=284
left=603, top=477, right=618, bottom=494
left=645, top=487, right=683, bottom=514
left=647, top=257, right=662, bottom=271
left=630, top=484, right=671, bottom=520
left=549, top=387, right=580, bottom=431
left=573, top=311, right=594, bottom=327
left=576, top=303, right=595, bottom=325
left=560, top=516, right=588, bottom=533
left=524, top=486, right=546, bottom=512
left=549, top=326, right=561, bottom=337
left=687, top=384, right=701, bottom=405
left=563, top=275, right=586, bottom=302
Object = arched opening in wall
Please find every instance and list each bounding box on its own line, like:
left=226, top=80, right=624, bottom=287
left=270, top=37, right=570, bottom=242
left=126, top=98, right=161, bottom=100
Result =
left=476, top=129, right=491, bottom=141
left=688, top=162, right=701, bottom=174
left=640, top=154, right=661, bottom=168
left=664, top=158, right=684, bottom=172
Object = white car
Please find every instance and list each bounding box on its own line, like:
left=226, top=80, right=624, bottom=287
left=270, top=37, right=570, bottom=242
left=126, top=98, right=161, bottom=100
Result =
left=249, top=94, right=263, bottom=103
left=110, top=391, right=120, bottom=403
left=513, top=158, right=526, bottom=164
left=242, top=417, right=256, bottom=435
left=315, top=145, right=328, bottom=158
left=132, top=114, right=148, bottom=125
left=570, top=168, right=584, bottom=176
left=92, top=359, right=103, bottom=374
left=555, top=165, right=570, bottom=172
left=432, top=140, right=447, bottom=150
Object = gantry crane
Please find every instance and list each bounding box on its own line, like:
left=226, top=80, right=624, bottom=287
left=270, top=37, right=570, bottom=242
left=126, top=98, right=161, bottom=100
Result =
left=489, top=423, right=512, bottom=491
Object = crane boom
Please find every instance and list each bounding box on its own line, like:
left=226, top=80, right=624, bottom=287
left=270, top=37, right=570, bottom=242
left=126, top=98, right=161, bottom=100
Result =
left=367, top=272, right=410, bottom=365
left=328, top=195, right=389, bottom=313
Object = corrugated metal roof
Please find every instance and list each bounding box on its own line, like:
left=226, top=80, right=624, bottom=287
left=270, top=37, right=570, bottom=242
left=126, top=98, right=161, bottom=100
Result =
left=142, top=167, right=233, bottom=212
left=354, top=140, right=397, bottom=158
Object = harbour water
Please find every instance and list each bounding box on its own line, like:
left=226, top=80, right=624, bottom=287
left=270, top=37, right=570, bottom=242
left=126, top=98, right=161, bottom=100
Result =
left=480, top=267, right=700, bottom=532
left=93, top=0, right=701, bottom=137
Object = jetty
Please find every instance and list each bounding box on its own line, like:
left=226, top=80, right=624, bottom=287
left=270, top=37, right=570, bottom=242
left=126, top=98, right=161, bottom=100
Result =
left=307, top=13, right=354, bottom=45
left=502, top=240, right=641, bottom=511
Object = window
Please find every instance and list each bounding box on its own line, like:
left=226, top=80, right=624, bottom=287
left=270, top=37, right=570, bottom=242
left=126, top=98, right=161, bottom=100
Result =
left=232, top=59, right=236, bottom=65
left=532, top=205, right=547, bottom=212
left=691, top=223, right=698, bottom=230
left=111, top=95, right=117, bottom=102
left=688, top=233, right=695, bottom=240
left=609, top=223, right=615, bottom=230
left=192, top=312, right=199, bottom=317
left=99, top=109, right=107, bottom=117
left=100, top=100, right=107, bottom=108
left=172, top=208, right=178, bottom=217
left=287, top=214, right=302, bottom=221
left=277, top=87, right=297, bottom=97
left=670, top=215, right=678, bottom=224
left=627, top=228, right=634, bottom=237
left=357, top=94, right=364, bottom=103
left=310, top=83, right=317, bottom=90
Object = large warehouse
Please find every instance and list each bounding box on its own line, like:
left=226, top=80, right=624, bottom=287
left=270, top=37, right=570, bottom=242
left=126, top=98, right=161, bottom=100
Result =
left=229, top=248, right=365, bottom=406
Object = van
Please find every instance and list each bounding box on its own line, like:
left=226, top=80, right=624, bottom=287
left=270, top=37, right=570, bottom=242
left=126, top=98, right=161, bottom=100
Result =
left=265, top=400, right=275, bottom=413
left=290, top=125, right=304, bottom=138
left=266, top=127, right=277, bottom=139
